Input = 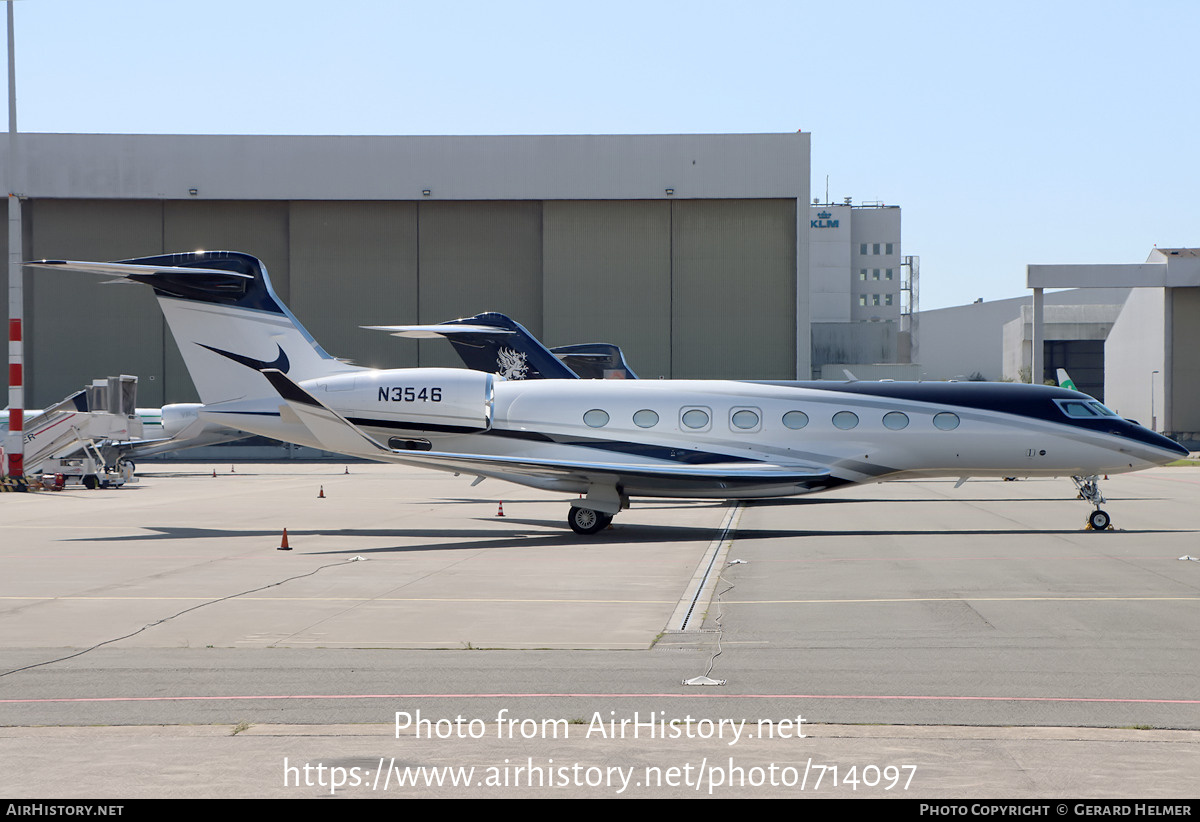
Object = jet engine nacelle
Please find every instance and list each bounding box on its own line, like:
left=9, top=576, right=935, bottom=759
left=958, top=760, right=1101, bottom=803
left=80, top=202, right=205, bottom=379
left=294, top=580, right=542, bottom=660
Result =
left=160, top=403, right=204, bottom=437
left=301, top=368, right=493, bottom=431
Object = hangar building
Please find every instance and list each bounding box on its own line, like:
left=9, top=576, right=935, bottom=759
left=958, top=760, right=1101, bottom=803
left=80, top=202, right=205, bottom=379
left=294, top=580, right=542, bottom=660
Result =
left=2, top=133, right=809, bottom=408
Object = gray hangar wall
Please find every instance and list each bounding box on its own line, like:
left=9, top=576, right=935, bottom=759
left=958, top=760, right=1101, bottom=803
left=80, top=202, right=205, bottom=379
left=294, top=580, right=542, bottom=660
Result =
left=19, top=196, right=797, bottom=406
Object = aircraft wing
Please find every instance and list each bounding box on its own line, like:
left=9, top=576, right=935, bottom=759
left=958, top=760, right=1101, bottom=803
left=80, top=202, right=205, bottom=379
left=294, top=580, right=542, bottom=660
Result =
left=257, top=369, right=831, bottom=492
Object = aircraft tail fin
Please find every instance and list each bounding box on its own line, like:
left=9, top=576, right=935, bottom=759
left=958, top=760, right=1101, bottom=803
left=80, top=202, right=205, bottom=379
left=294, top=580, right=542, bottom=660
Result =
left=29, top=251, right=362, bottom=404
left=1055, top=368, right=1078, bottom=392
left=549, top=343, right=638, bottom=379
left=364, top=313, right=579, bottom=380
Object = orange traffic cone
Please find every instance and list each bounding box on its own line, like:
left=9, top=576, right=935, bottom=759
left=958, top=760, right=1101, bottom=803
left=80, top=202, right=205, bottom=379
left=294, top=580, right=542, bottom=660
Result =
left=318, top=486, right=325, bottom=499
left=278, top=528, right=291, bottom=551
left=496, top=501, right=505, bottom=517
left=212, top=469, right=216, bottom=478
left=344, top=466, right=349, bottom=475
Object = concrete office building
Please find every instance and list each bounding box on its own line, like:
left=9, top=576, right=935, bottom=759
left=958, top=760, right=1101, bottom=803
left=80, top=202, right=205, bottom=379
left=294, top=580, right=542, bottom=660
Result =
left=916, top=247, right=1199, bottom=445
left=1030, top=248, right=1200, bottom=443
left=918, top=289, right=1130, bottom=386
left=2, top=133, right=810, bottom=408
left=808, top=201, right=914, bottom=378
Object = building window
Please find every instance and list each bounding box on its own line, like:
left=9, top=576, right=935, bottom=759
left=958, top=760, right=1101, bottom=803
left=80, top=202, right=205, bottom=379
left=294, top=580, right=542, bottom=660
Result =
left=872, top=269, right=881, bottom=280
left=884, top=294, right=893, bottom=306
left=858, top=295, right=867, bottom=306
left=859, top=269, right=867, bottom=280
left=885, top=243, right=894, bottom=255
left=872, top=294, right=881, bottom=306
left=872, top=243, right=881, bottom=255
left=886, top=268, right=894, bottom=280
left=859, top=243, right=868, bottom=255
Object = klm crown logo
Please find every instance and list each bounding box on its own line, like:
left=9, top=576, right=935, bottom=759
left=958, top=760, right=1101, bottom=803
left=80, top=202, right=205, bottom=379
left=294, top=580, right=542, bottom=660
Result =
left=811, top=210, right=839, bottom=229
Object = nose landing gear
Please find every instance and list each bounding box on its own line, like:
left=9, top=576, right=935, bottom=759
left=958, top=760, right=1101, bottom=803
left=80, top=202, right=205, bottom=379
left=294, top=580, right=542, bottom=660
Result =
left=1073, top=475, right=1113, bottom=531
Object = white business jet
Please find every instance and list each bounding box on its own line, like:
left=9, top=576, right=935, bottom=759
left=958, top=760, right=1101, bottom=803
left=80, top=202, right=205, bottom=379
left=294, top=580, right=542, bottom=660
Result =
left=30, top=252, right=1187, bottom=534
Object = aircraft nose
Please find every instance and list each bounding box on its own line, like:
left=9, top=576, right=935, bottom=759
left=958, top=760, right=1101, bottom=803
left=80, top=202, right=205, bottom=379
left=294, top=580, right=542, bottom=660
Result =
left=1136, top=424, right=1190, bottom=459
left=1115, top=420, right=1190, bottom=461
left=1159, top=435, right=1191, bottom=458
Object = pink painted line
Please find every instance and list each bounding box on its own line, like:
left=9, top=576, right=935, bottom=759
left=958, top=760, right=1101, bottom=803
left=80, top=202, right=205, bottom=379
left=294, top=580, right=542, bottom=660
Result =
left=753, top=555, right=1159, bottom=564
left=3, top=693, right=1199, bottom=705
left=1130, top=472, right=1200, bottom=487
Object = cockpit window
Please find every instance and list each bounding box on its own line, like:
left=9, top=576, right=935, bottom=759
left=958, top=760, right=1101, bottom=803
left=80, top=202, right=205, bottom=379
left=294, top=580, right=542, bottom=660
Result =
left=1057, top=400, right=1098, bottom=418
left=1055, top=399, right=1115, bottom=419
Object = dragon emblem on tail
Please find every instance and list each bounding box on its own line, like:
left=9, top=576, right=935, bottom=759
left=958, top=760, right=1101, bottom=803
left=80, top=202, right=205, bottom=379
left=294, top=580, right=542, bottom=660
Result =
left=496, top=347, right=529, bottom=380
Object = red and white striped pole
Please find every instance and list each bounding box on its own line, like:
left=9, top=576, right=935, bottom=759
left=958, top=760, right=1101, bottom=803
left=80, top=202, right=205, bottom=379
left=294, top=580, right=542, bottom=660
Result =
left=7, top=315, right=22, bottom=478
left=5, top=2, right=21, bottom=479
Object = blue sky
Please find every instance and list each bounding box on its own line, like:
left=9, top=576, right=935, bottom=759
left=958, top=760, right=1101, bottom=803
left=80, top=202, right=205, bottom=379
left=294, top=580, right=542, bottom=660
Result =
left=10, top=0, right=1198, bottom=309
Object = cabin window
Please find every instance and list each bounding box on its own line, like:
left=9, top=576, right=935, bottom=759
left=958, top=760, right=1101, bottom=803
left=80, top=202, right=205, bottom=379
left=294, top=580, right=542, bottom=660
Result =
left=583, top=409, right=610, bottom=428
left=933, top=412, right=960, bottom=430
left=782, top=410, right=809, bottom=429
left=681, top=408, right=711, bottom=430
left=731, top=409, right=761, bottom=430
left=633, top=409, right=659, bottom=428
left=883, top=411, right=909, bottom=430
left=832, top=411, right=859, bottom=430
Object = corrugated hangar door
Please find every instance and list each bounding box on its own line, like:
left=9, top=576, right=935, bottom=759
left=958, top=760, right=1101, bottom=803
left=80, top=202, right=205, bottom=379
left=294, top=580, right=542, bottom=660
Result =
left=542, top=201, right=672, bottom=379
left=289, top=201, right=419, bottom=370
left=1170, top=287, right=1200, bottom=434
left=26, top=199, right=167, bottom=407
left=416, top=201, right=543, bottom=368
left=671, top=199, right=796, bottom=380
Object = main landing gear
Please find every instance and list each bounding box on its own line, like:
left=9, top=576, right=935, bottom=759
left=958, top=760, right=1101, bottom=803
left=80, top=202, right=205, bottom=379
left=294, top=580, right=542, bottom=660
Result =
left=568, top=506, right=613, bottom=535
left=1073, top=475, right=1112, bottom=531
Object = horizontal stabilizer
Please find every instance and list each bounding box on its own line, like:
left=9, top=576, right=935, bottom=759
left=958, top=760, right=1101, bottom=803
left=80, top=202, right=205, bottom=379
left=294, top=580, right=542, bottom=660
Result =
left=27, top=259, right=253, bottom=283
left=363, top=324, right=515, bottom=339
left=367, top=312, right=577, bottom=380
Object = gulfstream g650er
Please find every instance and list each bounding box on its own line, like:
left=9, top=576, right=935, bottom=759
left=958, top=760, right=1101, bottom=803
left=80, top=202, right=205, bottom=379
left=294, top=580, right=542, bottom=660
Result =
left=31, top=252, right=1187, bottom=534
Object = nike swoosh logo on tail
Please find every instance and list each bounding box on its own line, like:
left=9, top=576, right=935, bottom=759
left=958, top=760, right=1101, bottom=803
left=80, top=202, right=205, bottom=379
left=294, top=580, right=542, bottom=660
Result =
left=198, top=342, right=290, bottom=373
